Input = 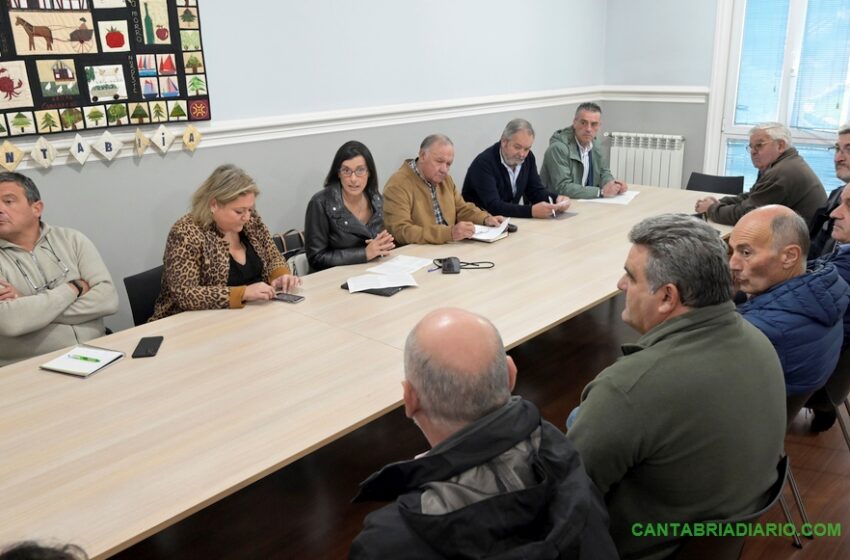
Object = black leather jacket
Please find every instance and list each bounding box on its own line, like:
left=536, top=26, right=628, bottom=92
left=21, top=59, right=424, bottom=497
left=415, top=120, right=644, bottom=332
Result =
left=304, top=182, right=384, bottom=271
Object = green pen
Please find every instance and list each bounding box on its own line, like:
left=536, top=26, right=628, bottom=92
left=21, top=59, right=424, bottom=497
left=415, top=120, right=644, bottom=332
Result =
left=69, top=354, right=101, bottom=363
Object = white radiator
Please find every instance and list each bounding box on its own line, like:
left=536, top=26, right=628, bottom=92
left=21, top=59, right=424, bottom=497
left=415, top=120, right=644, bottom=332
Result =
left=605, top=132, right=685, bottom=189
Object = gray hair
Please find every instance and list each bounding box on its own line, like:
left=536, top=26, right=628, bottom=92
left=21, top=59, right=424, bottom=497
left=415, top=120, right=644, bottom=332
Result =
left=770, top=212, right=810, bottom=260
left=628, top=214, right=733, bottom=307
left=0, top=172, right=40, bottom=204
left=404, top=319, right=510, bottom=425
left=750, top=122, right=793, bottom=148
left=420, top=134, right=453, bottom=152
left=501, top=118, right=535, bottom=141
left=838, top=123, right=850, bottom=136
left=575, top=102, right=602, bottom=117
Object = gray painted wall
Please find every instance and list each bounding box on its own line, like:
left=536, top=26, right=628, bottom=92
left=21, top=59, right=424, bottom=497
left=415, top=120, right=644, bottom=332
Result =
left=604, top=0, right=717, bottom=86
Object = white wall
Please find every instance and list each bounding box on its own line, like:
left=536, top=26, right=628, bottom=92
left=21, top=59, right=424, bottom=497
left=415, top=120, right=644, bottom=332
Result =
left=202, top=0, right=607, bottom=119
left=603, top=0, right=717, bottom=86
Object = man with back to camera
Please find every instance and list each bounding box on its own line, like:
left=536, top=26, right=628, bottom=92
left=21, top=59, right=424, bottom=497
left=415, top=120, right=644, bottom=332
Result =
left=462, top=118, right=572, bottom=218
left=0, top=172, right=118, bottom=366
left=540, top=102, right=628, bottom=199
left=383, top=134, right=504, bottom=245
left=567, top=213, right=786, bottom=560
left=350, top=307, right=618, bottom=559
left=729, top=205, right=849, bottom=422
left=695, top=122, right=826, bottom=225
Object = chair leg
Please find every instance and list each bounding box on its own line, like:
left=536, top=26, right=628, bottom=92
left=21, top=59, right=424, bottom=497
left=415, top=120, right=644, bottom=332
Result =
left=837, top=401, right=850, bottom=454
left=787, top=467, right=814, bottom=539
left=779, top=495, right=804, bottom=548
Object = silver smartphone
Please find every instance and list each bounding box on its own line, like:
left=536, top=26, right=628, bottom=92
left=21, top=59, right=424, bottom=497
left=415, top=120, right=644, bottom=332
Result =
left=274, top=292, right=304, bottom=304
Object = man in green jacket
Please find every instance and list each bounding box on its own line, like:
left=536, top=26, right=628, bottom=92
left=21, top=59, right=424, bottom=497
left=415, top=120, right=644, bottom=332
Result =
left=567, top=213, right=786, bottom=560
left=541, top=102, right=628, bottom=199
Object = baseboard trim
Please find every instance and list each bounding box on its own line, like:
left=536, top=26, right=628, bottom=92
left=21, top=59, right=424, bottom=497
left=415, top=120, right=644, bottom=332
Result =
left=14, top=85, right=709, bottom=170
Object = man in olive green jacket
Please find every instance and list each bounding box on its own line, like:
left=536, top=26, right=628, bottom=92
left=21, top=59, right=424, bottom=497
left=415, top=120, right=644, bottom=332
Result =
left=568, top=214, right=786, bottom=560
left=541, top=102, right=627, bottom=199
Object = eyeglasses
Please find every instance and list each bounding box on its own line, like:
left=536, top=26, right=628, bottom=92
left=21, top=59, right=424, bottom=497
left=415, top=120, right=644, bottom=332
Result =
left=828, top=144, right=850, bottom=157
left=339, top=166, right=368, bottom=178
left=746, top=141, right=774, bottom=153
left=3, top=237, right=70, bottom=294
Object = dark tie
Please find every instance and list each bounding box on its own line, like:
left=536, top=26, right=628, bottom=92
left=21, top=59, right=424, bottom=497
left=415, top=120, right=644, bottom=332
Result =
left=586, top=153, right=594, bottom=186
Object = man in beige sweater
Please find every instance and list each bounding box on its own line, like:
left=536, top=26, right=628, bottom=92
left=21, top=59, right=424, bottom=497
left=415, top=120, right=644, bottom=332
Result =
left=383, top=134, right=504, bottom=245
left=0, top=172, right=118, bottom=366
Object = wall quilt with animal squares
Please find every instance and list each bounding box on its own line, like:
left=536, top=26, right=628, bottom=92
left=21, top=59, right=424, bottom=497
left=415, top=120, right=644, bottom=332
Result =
left=0, top=0, right=210, bottom=138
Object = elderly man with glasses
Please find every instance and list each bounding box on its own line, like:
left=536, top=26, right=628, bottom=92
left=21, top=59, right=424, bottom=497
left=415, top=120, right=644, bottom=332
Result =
left=695, top=122, right=826, bottom=225
left=0, top=172, right=118, bottom=366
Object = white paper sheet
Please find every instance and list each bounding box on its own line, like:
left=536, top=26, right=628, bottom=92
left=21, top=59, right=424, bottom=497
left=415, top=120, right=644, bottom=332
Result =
left=366, top=255, right=432, bottom=275
left=582, top=190, right=640, bottom=205
left=472, top=218, right=511, bottom=241
left=347, top=273, right=418, bottom=293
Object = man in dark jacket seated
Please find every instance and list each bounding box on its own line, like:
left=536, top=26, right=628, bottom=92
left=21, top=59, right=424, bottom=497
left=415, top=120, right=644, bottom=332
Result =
left=462, top=118, right=571, bottom=218
left=349, top=307, right=617, bottom=560
left=695, top=122, right=826, bottom=225
left=808, top=180, right=850, bottom=431
left=808, top=123, right=850, bottom=260
left=730, top=205, right=850, bottom=422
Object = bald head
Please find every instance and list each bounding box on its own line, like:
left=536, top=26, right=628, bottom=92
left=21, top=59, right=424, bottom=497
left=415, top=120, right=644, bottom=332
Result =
left=729, top=205, right=808, bottom=296
left=404, top=308, right=512, bottom=427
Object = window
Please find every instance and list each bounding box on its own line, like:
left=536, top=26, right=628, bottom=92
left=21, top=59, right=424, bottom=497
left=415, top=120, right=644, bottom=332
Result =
left=721, top=0, right=850, bottom=191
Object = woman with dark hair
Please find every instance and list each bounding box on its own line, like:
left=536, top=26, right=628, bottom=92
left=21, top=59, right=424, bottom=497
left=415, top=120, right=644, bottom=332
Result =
left=304, top=141, right=394, bottom=271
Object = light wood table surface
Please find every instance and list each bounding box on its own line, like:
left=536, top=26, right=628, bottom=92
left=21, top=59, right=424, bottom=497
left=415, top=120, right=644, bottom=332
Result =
left=0, top=185, right=729, bottom=558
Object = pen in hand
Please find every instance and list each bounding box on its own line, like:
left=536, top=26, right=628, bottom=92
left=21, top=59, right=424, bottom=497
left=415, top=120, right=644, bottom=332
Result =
left=548, top=197, right=557, bottom=219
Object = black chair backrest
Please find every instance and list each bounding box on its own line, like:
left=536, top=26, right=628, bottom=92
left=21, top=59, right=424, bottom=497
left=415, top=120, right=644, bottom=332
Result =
left=273, top=229, right=305, bottom=260
left=123, top=265, right=164, bottom=326
left=825, top=347, right=850, bottom=407
left=686, top=172, right=745, bottom=196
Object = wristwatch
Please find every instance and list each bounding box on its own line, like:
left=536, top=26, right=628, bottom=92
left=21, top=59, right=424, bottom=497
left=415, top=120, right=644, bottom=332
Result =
left=70, top=279, right=84, bottom=297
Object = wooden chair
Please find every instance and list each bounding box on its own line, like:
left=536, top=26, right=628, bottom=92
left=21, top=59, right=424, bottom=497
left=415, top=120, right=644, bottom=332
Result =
left=123, top=265, right=164, bottom=326
left=686, top=172, right=744, bottom=195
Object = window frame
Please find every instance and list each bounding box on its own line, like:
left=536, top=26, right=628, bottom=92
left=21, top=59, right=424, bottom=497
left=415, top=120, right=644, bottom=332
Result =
left=706, top=0, right=840, bottom=174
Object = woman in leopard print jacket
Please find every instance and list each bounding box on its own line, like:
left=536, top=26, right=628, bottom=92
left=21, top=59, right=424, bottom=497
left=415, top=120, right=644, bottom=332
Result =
left=150, top=164, right=300, bottom=321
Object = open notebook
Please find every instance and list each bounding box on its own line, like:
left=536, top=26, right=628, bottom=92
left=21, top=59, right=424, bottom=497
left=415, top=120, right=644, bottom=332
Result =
left=40, top=345, right=124, bottom=377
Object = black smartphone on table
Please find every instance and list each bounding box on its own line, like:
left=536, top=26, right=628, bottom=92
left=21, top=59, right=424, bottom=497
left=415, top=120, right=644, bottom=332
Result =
left=132, top=336, right=164, bottom=358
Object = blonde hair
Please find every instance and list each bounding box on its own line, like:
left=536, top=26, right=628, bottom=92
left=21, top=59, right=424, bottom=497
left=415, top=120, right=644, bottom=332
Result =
left=189, top=164, right=260, bottom=228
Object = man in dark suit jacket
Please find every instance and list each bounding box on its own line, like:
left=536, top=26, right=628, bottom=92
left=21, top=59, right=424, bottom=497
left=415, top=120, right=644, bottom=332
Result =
left=462, top=119, right=571, bottom=218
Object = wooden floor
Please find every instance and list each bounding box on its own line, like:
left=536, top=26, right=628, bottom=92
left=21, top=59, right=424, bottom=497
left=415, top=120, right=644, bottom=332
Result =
left=114, top=295, right=850, bottom=559
left=740, top=409, right=850, bottom=559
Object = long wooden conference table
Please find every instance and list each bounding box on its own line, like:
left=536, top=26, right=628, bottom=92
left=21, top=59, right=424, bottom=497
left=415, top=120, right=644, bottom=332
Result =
left=0, top=186, right=730, bottom=558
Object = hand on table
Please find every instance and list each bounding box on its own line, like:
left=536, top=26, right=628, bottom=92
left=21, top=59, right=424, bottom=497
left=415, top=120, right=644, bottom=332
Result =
left=365, top=230, right=395, bottom=260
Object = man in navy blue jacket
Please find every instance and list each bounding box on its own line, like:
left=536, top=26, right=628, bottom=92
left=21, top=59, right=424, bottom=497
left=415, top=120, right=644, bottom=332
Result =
left=462, top=119, right=571, bottom=218
left=730, top=205, right=850, bottom=423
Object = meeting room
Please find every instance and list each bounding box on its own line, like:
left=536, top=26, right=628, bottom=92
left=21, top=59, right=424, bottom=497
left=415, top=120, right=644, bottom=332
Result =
left=1, top=1, right=849, bottom=559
